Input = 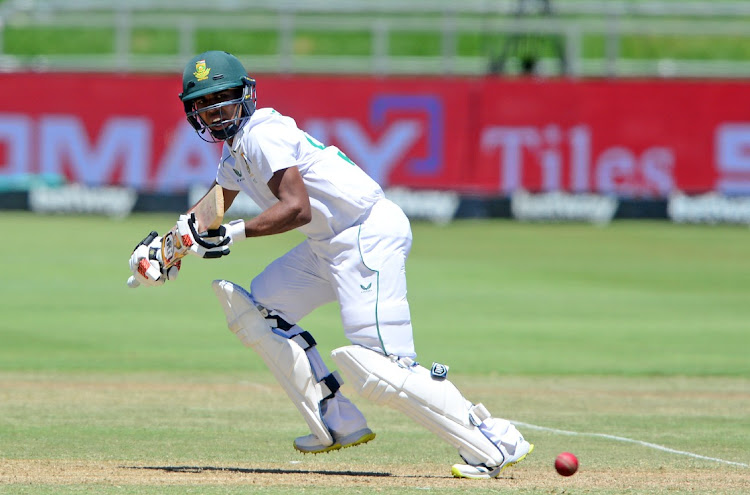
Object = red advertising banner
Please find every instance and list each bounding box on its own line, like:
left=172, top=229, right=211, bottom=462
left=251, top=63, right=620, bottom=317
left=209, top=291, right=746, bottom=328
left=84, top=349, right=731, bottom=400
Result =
left=260, top=77, right=477, bottom=192
left=1, top=73, right=749, bottom=195
left=474, top=79, right=750, bottom=197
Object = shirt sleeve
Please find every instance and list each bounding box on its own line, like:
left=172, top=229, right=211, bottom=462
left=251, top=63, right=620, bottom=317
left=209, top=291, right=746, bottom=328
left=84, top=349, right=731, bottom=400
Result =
left=247, top=122, right=300, bottom=183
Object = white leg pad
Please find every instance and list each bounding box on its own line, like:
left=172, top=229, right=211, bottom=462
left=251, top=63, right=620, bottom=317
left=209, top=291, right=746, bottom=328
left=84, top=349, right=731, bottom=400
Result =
left=331, top=345, right=507, bottom=467
left=212, top=279, right=335, bottom=447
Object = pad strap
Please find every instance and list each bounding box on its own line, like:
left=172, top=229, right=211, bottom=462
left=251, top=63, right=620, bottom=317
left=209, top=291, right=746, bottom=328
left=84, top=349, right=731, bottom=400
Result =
left=320, top=370, right=343, bottom=400
left=290, top=331, right=342, bottom=401
left=291, top=331, right=317, bottom=350
left=257, top=305, right=295, bottom=331
left=270, top=325, right=339, bottom=401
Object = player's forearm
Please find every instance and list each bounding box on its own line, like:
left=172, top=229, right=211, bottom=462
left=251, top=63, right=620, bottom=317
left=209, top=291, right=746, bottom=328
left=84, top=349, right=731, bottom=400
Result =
left=241, top=200, right=311, bottom=237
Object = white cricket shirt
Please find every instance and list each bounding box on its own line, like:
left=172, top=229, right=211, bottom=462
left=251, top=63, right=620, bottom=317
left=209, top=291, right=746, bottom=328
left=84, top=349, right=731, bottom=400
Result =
left=215, top=108, right=384, bottom=241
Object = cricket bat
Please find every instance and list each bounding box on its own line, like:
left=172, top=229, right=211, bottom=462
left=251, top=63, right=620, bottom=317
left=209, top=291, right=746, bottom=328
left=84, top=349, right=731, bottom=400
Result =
left=160, top=184, right=225, bottom=269
left=127, top=185, right=225, bottom=288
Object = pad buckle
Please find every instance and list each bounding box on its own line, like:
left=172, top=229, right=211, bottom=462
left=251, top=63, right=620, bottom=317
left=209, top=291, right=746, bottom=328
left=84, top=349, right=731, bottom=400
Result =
left=430, top=362, right=449, bottom=380
left=391, top=355, right=417, bottom=369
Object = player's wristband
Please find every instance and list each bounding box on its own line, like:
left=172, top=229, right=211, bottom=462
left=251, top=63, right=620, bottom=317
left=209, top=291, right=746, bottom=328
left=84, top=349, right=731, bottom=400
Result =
left=226, top=219, right=247, bottom=242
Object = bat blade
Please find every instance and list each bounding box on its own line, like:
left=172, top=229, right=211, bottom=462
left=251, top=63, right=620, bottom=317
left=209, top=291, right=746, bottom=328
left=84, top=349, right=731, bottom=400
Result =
left=193, top=184, right=225, bottom=232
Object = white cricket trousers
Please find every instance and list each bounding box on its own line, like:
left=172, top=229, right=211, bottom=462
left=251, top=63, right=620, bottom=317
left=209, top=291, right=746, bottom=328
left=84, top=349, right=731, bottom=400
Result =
left=250, top=198, right=416, bottom=358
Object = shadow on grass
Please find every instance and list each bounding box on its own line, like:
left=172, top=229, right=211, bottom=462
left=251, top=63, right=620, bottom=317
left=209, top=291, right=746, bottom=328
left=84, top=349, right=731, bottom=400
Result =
left=125, top=465, right=393, bottom=478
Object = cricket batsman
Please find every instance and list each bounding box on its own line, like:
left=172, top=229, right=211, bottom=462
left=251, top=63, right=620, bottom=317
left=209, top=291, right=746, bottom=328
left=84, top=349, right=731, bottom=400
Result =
left=127, top=50, right=533, bottom=479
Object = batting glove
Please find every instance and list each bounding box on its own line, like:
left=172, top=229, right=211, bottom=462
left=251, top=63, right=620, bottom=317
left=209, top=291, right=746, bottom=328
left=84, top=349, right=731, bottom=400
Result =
left=176, top=213, right=239, bottom=259
left=202, top=219, right=246, bottom=247
left=127, top=231, right=180, bottom=288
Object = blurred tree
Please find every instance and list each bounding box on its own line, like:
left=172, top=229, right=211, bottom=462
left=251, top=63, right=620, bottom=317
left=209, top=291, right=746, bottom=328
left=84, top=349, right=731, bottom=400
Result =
left=489, top=0, right=567, bottom=76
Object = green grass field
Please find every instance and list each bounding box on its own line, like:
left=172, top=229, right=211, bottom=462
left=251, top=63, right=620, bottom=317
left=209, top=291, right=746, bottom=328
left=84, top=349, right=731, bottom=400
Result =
left=1, top=212, right=748, bottom=494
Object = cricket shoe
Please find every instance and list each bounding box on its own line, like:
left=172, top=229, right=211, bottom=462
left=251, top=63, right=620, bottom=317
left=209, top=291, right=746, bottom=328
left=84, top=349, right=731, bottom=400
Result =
left=451, top=441, right=534, bottom=479
left=293, top=427, right=376, bottom=454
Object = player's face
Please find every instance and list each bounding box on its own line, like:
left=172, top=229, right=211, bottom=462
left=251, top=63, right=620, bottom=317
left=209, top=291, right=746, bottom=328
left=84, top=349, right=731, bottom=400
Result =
left=194, top=88, right=243, bottom=132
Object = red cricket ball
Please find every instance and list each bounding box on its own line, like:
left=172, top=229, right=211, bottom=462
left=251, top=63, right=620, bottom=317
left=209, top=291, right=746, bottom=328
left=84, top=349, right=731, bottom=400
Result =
left=554, top=451, right=579, bottom=476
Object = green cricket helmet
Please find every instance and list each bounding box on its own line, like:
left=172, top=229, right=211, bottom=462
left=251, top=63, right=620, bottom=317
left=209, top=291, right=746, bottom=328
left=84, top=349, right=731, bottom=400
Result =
left=179, top=50, right=256, bottom=142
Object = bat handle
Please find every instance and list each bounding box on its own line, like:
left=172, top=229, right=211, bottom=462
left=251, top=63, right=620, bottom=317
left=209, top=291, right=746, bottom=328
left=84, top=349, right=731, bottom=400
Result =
left=126, top=275, right=140, bottom=288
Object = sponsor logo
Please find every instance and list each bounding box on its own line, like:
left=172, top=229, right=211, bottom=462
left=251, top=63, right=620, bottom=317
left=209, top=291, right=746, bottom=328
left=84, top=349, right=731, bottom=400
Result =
left=28, top=184, right=137, bottom=218
left=715, top=123, right=750, bottom=195
left=360, top=282, right=373, bottom=291
left=511, top=190, right=618, bottom=224
left=668, top=192, right=750, bottom=224
left=481, top=124, right=676, bottom=196
left=193, top=60, right=210, bottom=81
left=385, top=187, right=460, bottom=224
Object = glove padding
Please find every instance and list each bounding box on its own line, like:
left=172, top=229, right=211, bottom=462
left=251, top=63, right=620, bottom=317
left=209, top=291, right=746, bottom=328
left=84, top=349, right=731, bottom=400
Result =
left=127, top=231, right=180, bottom=288
left=177, top=214, right=244, bottom=259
